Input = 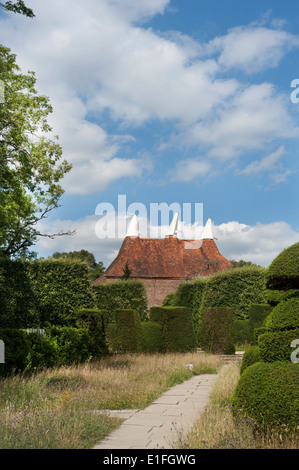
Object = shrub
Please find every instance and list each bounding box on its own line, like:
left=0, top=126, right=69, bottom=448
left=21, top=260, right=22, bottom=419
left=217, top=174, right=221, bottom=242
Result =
left=26, top=332, right=58, bottom=369
left=199, top=267, right=267, bottom=321
left=265, top=298, right=299, bottom=331
left=45, top=326, right=91, bottom=365
left=258, top=328, right=299, bottom=363
left=76, top=309, right=109, bottom=357
left=149, top=306, right=197, bottom=353
left=114, top=309, right=142, bottom=354
left=93, top=280, right=148, bottom=322
left=199, top=307, right=235, bottom=354
left=162, top=292, right=177, bottom=306
left=0, top=328, right=31, bottom=375
left=140, top=321, right=165, bottom=354
left=232, top=361, right=299, bottom=432
left=266, top=242, right=299, bottom=290
left=240, top=345, right=261, bottom=374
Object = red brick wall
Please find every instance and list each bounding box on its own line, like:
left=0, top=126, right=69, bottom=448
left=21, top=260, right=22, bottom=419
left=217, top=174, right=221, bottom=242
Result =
left=141, top=278, right=182, bottom=308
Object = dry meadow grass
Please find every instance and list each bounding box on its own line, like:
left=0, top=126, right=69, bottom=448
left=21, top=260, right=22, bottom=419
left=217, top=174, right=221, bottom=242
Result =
left=0, top=352, right=221, bottom=449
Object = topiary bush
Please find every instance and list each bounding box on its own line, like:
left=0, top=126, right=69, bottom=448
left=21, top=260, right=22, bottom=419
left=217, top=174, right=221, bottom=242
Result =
left=26, top=332, right=58, bottom=370
left=114, top=309, right=142, bottom=354
left=140, top=321, right=165, bottom=354
left=264, top=298, right=299, bottom=331
left=149, top=306, right=197, bottom=353
left=266, top=242, right=299, bottom=291
left=240, top=345, right=261, bottom=374
left=266, top=289, right=299, bottom=307
left=232, top=361, right=299, bottom=432
left=198, top=307, right=235, bottom=354
left=258, top=328, right=299, bottom=363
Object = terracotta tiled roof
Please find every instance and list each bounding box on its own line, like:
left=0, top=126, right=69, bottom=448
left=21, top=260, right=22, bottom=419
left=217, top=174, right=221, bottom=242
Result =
left=93, top=236, right=232, bottom=283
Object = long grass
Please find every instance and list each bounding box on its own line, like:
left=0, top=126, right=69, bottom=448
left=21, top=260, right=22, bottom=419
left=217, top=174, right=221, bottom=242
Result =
left=177, top=362, right=299, bottom=449
left=0, top=352, right=221, bottom=449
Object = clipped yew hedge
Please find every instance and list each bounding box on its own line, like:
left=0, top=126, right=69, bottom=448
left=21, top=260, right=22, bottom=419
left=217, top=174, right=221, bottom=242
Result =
left=232, top=361, right=299, bottom=432
left=140, top=321, right=165, bottom=354
left=199, top=307, right=235, bottom=354
left=93, top=280, right=148, bottom=322
left=114, top=309, right=142, bottom=354
left=150, top=306, right=197, bottom=353
left=0, top=259, right=95, bottom=328
left=199, top=267, right=267, bottom=321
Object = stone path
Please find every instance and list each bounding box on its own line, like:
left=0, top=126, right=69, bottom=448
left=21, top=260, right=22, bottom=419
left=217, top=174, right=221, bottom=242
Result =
left=93, top=373, right=218, bottom=450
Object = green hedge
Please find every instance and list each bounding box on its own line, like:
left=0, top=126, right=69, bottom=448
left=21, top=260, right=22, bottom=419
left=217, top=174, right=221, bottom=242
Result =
left=233, top=319, right=251, bottom=345
left=30, top=259, right=95, bottom=327
left=114, top=309, right=142, bottom=354
left=199, top=267, right=267, bottom=321
left=140, top=321, right=165, bottom=354
left=149, top=306, right=197, bottom=353
left=0, top=259, right=95, bottom=329
left=240, top=345, right=261, bottom=374
left=258, top=328, right=299, bottom=363
left=93, top=280, right=148, bottom=322
left=198, top=307, right=235, bottom=354
left=232, top=361, right=299, bottom=432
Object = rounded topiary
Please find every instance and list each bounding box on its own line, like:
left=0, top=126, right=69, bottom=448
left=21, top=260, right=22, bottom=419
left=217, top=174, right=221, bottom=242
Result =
left=266, top=298, right=299, bottom=331
left=266, top=289, right=299, bottom=307
left=232, top=361, right=299, bottom=432
left=266, top=242, right=299, bottom=290
left=258, top=328, right=299, bottom=362
left=240, top=345, right=261, bottom=374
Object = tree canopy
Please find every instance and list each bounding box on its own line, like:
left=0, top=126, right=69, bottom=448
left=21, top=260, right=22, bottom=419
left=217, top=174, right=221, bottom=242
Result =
left=0, top=1, right=34, bottom=17
left=0, top=45, right=72, bottom=258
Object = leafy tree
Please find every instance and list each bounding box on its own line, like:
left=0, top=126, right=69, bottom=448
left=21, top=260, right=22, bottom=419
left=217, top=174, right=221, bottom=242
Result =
left=0, top=45, right=73, bottom=258
left=0, top=1, right=34, bottom=17
left=49, top=250, right=105, bottom=281
left=230, top=259, right=262, bottom=269
left=121, top=261, right=132, bottom=280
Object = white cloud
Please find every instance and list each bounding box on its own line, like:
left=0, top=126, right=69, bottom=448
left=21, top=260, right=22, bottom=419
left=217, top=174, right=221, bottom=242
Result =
left=239, top=145, right=286, bottom=175
left=207, top=25, right=299, bottom=73
left=168, top=158, right=211, bottom=182
left=0, top=1, right=299, bottom=193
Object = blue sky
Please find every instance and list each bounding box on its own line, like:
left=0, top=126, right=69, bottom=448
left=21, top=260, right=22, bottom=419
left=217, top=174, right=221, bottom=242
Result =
left=1, top=0, right=299, bottom=267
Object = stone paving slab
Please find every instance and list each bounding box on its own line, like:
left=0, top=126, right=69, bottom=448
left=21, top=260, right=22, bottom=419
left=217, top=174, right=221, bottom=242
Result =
left=93, top=373, right=218, bottom=450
